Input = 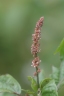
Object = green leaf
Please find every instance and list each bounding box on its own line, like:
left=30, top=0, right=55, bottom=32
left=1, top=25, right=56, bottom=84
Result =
left=55, top=38, right=64, bottom=60
left=40, top=78, right=51, bottom=89
left=39, top=70, right=44, bottom=83
left=57, top=60, right=64, bottom=89
left=28, top=76, right=38, bottom=92
left=55, top=38, right=64, bottom=88
left=21, top=89, right=35, bottom=95
left=60, top=60, right=64, bottom=80
left=42, top=80, right=58, bottom=96
left=0, top=74, right=21, bottom=94
left=0, top=93, right=15, bottom=96
left=50, top=66, right=59, bottom=85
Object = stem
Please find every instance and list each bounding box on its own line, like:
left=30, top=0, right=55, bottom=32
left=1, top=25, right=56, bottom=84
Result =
left=36, top=67, right=39, bottom=88
left=35, top=53, right=39, bottom=88
left=57, top=78, right=64, bottom=90
left=13, top=92, right=22, bottom=96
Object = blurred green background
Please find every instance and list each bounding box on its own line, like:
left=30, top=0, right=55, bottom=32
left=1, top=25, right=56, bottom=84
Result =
left=0, top=0, right=64, bottom=96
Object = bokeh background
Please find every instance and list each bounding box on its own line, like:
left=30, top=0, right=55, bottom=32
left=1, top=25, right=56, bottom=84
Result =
left=0, top=0, right=64, bottom=96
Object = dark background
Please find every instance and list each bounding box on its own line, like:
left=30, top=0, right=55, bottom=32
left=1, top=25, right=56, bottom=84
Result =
left=0, top=0, right=64, bottom=96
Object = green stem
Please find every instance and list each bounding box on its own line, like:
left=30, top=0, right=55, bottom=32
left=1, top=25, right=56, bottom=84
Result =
left=35, top=53, right=40, bottom=88
left=36, top=67, right=39, bottom=88
left=13, top=92, right=22, bottom=96
left=57, top=78, right=64, bottom=90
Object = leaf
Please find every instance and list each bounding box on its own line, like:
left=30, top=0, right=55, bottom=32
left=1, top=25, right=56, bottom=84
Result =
left=57, top=60, right=64, bottom=89
left=42, top=80, right=58, bottom=96
left=21, top=89, right=35, bottom=95
left=28, top=76, right=38, bottom=92
left=55, top=38, right=64, bottom=88
left=50, top=66, right=59, bottom=85
left=0, top=92, right=15, bottom=96
left=39, top=70, right=44, bottom=83
left=40, top=78, right=51, bottom=89
left=55, top=38, right=64, bottom=60
left=60, top=60, right=64, bottom=80
left=0, top=74, right=21, bottom=94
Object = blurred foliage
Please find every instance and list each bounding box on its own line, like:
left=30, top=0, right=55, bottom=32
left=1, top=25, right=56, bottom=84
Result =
left=0, top=74, right=21, bottom=94
left=0, top=0, right=64, bottom=96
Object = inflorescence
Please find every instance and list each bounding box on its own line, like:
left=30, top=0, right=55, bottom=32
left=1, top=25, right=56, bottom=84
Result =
left=31, top=17, right=44, bottom=76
